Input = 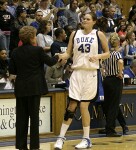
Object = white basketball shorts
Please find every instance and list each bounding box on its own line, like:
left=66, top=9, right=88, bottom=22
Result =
left=69, top=69, right=97, bottom=101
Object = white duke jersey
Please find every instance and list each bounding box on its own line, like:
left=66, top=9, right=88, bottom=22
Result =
left=72, top=29, right=99, bottom=70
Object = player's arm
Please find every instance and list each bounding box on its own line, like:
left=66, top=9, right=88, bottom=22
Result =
left=98, top=31, right=110, bottom=60
left=58, top=31, right=75, bottom=61
left=89, top=31, right=110, bottom=63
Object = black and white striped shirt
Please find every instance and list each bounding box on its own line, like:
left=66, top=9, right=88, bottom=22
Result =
left=104, top=51, right=123, bottom=76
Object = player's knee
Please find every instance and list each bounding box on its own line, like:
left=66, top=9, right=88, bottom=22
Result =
left=64, top=108, right=75, bottom=121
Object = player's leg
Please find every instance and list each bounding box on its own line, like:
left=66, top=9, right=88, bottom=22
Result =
left=54, top=99, right=78, bottom=150
left=75, top=101, right=92, bottom=149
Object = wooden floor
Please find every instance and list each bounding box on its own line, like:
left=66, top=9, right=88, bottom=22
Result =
left=1, top=134, right=136, bottom=150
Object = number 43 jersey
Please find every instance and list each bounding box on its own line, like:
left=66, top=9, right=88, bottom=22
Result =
left=72, top=29, right=100, bottom=70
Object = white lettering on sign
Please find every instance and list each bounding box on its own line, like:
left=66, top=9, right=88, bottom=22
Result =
left=0, top=97, right=51, bottom=136
left=131, top=78, right=136, bottom=85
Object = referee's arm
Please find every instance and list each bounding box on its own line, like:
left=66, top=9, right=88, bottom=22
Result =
left=117, top=59, right=124, bottom=79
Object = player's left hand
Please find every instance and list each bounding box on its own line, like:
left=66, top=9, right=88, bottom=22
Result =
left=89, top=55, right=99, bottom=63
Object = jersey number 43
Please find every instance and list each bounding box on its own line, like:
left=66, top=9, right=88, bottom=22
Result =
left=78, top=44, right=91, bottom=53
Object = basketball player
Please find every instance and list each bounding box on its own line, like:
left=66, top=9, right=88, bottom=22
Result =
left=54, top=12, right=110, bottom=149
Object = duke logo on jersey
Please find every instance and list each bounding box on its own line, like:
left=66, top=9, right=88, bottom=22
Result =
left=76, top=37, right=94, bottom=44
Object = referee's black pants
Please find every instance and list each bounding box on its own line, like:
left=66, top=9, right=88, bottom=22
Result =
left=103, top=76, right=123, bottom=134
left=117, top=107, right=127, bottom=128
left=101, top=103, right=127, bottom=128
left=16, top=95, right=41, bottom=149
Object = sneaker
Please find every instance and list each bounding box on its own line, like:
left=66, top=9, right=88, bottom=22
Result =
left=54, top=137, right=66, bottom=150
left=75, top=138, right=92, bottom=149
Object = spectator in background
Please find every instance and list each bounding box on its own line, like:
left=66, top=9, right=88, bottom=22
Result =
left=37, top=20, right=53, bottom=56
left=45, top=59, right=67, bottom=88
left=64, top=25, right=74, bottom=44
left=104, top=0, right=110, bottom=8
left=0, top=31, right=7, bottom=50
left=0, top=47, right=13, bottom=90
left=128, top=8, right=136, bottom=33
left=117, top=19, right=127, bottom=44
left=37, top=0, right=58, bottom=22
left=124, top=31, right=136, bottom=67
left=64, top=0, right=79, bottom=30
left=0, top=0, right=14, bottom=53
left=0, top=48, right=9, bottom=79
left=95, top=0, right=105, bottom=11
left=110, top=0, right=122, bottom=20
left=37, top=0, right=58, bottom=37
left=9, top=5, right=28, bottom=57
left=97, top=7, right=109, bottom=39
left=79, top=0, right=91, bottom=14
left=27, top=0, right=41, bottom=17
left=7, top=0, right=19, bottom=18
left=54, top=0, right=68, bottom=28
left=76, top=2, right=87, bottom=24
left=104, top=6, right=117, bottom=39
left=51, top=28, right=67, bottom=57
left=126, top=23, right=134, bottom=33
left=89, top=2, right=102, bottom=19
left=124, top=59, right=136, bottom=78
left=30, top=11, right=43, bottom=30
left=28, top=0, right=41, bottom=13
left=102, top=6, right=109, bottom=18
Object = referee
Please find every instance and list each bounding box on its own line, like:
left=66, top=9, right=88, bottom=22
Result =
left=103, top=32, right=124, bottom=137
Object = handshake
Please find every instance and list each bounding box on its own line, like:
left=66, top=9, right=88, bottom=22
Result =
left=55, top=52, right=69, bottom=63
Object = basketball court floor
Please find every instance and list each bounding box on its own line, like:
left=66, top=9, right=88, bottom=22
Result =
left=1, top=133, right=136, bottom=150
